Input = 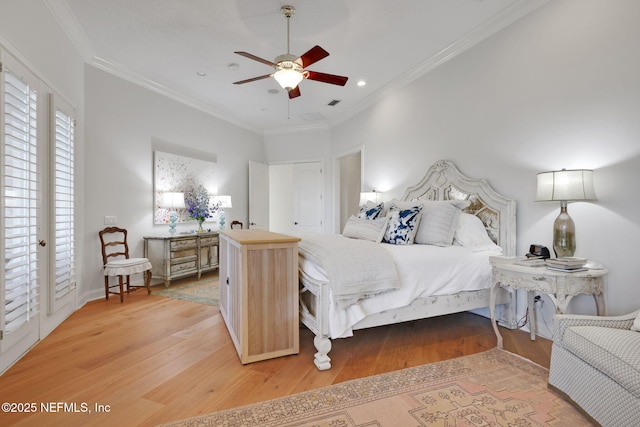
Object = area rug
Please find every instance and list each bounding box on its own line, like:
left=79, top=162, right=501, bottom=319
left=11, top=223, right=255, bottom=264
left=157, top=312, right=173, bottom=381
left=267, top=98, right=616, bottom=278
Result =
left=158, top=348, right=590, bottom=426
left=152, top=279, right=219, bottom=306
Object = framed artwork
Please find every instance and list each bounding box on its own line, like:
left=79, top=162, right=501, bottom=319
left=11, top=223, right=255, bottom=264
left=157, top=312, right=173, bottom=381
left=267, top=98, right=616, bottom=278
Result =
left=154, top=151, right=217, bottom=225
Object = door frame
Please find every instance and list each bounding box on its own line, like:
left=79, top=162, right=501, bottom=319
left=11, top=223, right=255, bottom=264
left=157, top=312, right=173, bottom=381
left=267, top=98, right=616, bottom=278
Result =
left=333, top=145, right=364, bottom=234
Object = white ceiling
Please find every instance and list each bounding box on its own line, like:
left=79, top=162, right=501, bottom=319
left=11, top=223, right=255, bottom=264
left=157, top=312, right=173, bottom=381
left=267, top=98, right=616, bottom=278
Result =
left=51, top=0, right=548, bottom=134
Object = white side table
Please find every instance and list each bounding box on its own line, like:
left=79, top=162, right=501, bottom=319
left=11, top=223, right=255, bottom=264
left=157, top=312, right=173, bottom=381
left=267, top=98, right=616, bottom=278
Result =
left=489, top=259, right=607, bottom=348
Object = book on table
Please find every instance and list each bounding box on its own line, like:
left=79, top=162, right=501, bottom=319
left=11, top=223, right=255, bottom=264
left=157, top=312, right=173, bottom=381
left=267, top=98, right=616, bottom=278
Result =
left=545, top=257, right=587, bottom=267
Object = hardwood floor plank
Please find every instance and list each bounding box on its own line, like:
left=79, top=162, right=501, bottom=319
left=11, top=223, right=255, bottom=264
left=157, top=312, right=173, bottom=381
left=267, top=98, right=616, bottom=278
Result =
left=0, top=277, right=552, bottom=426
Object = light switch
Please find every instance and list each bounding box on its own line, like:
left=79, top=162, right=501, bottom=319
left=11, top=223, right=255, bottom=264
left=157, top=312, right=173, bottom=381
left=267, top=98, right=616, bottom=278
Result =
left=104, top=215, right=117, bottom=225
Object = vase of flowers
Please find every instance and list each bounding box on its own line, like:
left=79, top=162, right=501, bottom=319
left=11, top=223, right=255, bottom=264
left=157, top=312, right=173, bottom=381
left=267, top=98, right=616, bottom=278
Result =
left=185, top=185, right=213, bottom=232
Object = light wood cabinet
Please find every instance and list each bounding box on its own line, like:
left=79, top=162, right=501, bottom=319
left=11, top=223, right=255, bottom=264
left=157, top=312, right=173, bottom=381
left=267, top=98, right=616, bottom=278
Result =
left=219, top=229, right=301, bottom=364
left=143, top=232, right=219, bottom=287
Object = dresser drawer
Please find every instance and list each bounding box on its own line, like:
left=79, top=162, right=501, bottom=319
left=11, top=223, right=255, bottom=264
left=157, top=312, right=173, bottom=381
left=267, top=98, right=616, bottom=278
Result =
left=200, top=236, right=219, bottom=245
left=171, top=247, right=197, bottom=259
left=171, top=260, right=197, bottom=274
left=170, top=238, right=197, bottom=250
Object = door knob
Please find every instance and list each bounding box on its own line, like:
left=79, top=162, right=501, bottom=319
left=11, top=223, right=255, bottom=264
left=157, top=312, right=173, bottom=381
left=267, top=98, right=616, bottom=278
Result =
left=39, top=240, right=46, bottom=247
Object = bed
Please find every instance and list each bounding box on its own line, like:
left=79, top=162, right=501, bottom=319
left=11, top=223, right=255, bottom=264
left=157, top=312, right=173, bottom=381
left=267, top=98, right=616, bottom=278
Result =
left=298, top=160, right=517, bottom=370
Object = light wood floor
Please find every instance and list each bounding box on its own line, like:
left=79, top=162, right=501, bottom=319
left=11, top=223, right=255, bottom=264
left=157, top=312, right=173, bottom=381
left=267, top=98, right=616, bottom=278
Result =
left=0, top=273, right=551, bottom=426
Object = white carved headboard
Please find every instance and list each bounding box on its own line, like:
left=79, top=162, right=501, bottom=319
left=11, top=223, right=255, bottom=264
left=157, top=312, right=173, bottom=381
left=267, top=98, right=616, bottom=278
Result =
left=401, top=160, right=516, bottom=256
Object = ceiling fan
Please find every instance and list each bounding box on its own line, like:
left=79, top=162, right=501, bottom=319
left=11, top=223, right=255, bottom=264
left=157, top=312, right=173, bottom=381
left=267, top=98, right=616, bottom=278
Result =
left=233, top=5, right=348, bottom=99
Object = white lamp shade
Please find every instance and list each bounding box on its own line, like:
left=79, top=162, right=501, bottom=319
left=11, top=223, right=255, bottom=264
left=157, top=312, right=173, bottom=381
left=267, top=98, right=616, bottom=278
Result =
left=273, top=69, right=304, bottom=90
left=359, top=190, right=383, bottom=205
left=213, top=195, right=232, bottom=208
left=160, top=192, right=186, bottom=209
left=536, top=169, right=597, bottom=202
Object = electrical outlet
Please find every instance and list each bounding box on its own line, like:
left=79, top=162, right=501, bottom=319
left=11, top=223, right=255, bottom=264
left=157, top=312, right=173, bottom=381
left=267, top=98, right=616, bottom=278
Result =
left=104, top=215, right=117, bottom=225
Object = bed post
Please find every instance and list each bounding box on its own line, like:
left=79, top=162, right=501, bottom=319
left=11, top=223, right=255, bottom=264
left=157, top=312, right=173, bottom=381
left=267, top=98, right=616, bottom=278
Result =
left=313, top=336, right=332, bottom=371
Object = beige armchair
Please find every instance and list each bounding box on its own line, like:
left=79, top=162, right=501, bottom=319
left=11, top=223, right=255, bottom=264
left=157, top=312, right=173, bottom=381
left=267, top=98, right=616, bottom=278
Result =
left=548, top=310, right=640, bottom=426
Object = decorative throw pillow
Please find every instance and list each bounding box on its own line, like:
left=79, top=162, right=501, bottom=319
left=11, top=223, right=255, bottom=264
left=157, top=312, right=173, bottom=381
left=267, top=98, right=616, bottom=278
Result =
left=632, top=312, right=640, bottom=332
left=454, top=213, right=500, bottom=252
left=342, top=215, right=389, bottom=243
left=383, top=205, right=423, bottom=245
left=358, top=201, right=384, bottom=220
left=414, top=201, right=464, bottom=246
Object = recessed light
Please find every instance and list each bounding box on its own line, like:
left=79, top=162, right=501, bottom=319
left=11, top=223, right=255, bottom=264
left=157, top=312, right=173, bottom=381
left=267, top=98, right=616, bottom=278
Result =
left=196, top=71, right=207, bottom=77
left=357, top=80, right=366, bottom=87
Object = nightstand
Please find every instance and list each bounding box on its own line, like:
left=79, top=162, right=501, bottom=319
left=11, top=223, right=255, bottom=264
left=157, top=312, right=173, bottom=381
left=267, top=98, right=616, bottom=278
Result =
left=489, top=258, right=607, bottom=348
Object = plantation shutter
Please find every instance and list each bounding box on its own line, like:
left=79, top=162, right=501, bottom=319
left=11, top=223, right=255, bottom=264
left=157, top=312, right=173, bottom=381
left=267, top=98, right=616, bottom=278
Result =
left=51, top=98, right=75, bottom=309
left=2, top=67, right=39, bottom=335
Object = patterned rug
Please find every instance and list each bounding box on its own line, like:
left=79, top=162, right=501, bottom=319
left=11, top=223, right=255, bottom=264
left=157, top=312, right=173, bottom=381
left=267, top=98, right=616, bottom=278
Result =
left=151, top=277, right=219, bottom=306
left=158, top=348, right=590, bottom=426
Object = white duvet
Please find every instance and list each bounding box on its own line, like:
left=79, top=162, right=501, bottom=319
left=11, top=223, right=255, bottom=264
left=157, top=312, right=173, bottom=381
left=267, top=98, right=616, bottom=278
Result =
left=299, top=241, right=502, bottom=339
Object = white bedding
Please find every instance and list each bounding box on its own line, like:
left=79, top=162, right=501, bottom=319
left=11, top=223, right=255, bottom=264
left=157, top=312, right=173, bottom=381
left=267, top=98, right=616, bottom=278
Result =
left=299, top=239, right=502, bottom=339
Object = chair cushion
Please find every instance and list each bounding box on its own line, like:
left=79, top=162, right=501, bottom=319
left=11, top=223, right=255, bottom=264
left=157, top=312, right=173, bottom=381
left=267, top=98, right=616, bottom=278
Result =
left=104, top=258, right=152, bottom=276
left=563, top=325, right=640, bottom=398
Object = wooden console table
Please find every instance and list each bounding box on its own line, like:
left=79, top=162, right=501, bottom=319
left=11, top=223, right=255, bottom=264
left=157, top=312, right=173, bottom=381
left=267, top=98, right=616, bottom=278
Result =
left=219, top=229, right=301, bottom=364
left=489, top=258, right=607, bottom=348
left=143, top=232, right=219, bottom=287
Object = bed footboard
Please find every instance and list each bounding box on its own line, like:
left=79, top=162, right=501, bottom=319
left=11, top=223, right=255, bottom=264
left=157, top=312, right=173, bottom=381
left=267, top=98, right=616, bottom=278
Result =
left=299, top=277, right=514, bottom=370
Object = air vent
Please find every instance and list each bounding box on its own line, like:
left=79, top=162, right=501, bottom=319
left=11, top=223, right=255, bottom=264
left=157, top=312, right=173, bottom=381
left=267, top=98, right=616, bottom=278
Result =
left=327, top=99, right=341, bottom=106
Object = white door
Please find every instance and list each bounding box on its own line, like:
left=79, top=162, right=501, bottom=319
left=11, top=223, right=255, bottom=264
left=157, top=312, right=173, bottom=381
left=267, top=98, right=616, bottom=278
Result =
left=293, top=162, right=323, bottom=232
left=249, top=161, right=269, bottom=229
left=0, top=53, right=47, bottom=372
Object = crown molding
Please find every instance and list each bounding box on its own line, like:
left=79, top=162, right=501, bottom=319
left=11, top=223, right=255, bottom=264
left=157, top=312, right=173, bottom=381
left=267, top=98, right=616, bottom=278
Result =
left=44, top=0, right=96, bottom=61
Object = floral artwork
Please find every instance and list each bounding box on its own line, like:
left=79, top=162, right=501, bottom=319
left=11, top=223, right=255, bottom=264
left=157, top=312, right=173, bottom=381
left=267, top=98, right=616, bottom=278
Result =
left=154, top=151, right=217, bottom=225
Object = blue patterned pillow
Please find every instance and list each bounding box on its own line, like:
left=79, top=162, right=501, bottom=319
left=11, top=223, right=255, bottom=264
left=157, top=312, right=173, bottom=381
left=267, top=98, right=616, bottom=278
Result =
left=358, top=202, right=384, bottom=220
left=383, top=205, right=423, bottom=245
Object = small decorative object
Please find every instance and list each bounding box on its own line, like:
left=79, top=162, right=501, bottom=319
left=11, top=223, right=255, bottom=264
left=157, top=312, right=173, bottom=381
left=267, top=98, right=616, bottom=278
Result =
left=159, top=192, right=185, bottom=234
left=212, top=195, right=232, bottom=230
left=185, top=185, right=215, bottom=233
left=536, top=169, right=597, bottom=257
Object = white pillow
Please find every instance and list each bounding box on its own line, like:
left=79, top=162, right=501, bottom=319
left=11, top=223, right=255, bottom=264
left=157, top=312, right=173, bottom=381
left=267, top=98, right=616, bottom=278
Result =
left=343, top=215, right=389, bottom=243
left=454, top=213, right=501, bottom=252
left=415, top=201, right=465, bottom=246
left=632, top=312, right=640, bottom=332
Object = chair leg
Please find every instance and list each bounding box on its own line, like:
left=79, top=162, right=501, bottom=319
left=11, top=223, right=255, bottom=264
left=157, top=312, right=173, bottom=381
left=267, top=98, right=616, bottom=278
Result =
left=126, top=275, right=131, bottom=293
left=118, top=276, right=124, bottom=303
left=104, top=276, right=110, bottom=301
left=145, top=270, right=152, bottom=295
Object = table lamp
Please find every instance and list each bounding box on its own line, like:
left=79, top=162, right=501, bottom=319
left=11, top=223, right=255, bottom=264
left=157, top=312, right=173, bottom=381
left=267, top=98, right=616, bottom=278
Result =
left=536, top=169, right=597, bottom=257
left=160, top=192, right=185, bottom=234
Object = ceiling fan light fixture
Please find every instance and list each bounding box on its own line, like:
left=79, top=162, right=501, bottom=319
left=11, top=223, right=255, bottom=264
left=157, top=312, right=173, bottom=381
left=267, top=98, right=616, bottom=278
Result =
left=274, top=68, right=303, bottom=91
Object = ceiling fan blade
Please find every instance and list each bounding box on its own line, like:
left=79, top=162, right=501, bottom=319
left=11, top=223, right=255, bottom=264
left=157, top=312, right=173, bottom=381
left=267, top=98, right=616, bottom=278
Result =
left=306, top=71, right=348, bottom=86
left=234, top=51, right=276, bottom=67
left=299, top=45, right=329, bottom=68
left=288, top=86, right=301, bottom=99
left=233, top=74, right=272, bottom=85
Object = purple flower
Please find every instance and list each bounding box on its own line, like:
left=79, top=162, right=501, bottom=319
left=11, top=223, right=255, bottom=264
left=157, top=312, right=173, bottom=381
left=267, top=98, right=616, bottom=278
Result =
left=184, top=185, right=213, bottom=222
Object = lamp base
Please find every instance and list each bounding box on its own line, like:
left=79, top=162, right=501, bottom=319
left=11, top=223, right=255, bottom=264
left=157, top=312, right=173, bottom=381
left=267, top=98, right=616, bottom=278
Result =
left=553, top=202, right=576, bottom=257
left=168, top=211, right=178, bottom=234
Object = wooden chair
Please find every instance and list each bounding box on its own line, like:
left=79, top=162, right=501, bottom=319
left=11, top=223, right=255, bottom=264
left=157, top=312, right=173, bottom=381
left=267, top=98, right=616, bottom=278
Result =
left=99, top=227, right=152, bottom=303
left=230, top=220, right=243, bottom=229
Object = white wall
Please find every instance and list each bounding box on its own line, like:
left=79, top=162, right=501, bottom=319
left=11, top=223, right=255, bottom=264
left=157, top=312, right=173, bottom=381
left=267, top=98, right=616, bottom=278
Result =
left=83, top=66, right=264, bottom=301
left=326, top=0, right=640, bottom=334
